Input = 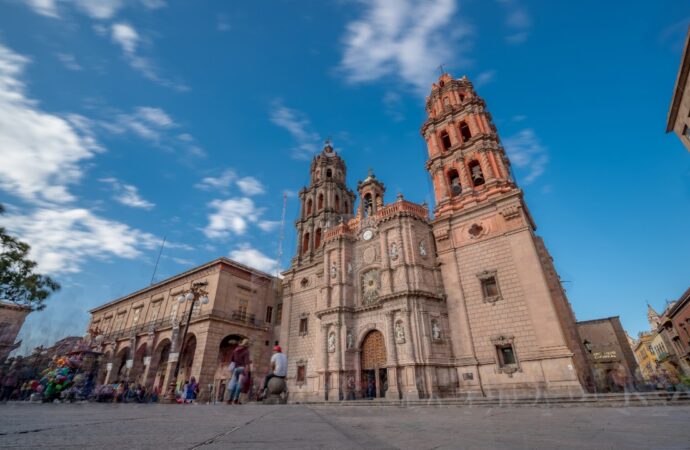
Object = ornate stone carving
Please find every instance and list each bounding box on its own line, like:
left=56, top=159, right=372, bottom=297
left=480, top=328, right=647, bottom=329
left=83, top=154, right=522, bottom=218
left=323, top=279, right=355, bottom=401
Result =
left=389, top=242, right=399, bottom=261
left=346, top=329, right=354, bottom=350
left=500, top=205, right=521, bottom=221
left=431, top=319, right=442, bottom=341
left=361, top=270, right=380, bottom=305
left=395, top=320, right=406, bottom=344
left=330, top=263, right=337, bottom=279
left=419, top=240, right=428, bottom=258
left=363, top=246, right=376, bottom=265
left=328, top=332, right=336, bottom=353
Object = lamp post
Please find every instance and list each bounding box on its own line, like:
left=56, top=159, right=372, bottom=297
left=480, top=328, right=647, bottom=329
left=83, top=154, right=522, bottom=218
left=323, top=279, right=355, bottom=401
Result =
left=167, top=281, right=209, bottom=402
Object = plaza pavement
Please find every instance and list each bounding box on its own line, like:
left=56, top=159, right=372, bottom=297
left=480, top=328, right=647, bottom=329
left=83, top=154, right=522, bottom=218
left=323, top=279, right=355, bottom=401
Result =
left=0, top=402, right=689, bottom=449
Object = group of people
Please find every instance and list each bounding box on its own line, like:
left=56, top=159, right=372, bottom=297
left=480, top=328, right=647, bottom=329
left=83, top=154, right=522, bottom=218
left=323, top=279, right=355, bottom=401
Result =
left=93, top=381, right=162, bottom=403
left=223, top=338, right=287, bottom=404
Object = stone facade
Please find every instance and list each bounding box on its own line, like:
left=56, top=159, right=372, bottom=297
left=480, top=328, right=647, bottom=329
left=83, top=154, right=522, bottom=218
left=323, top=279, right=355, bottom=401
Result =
left=576, top=317, right=639, bottom=392
left=87, top=258, right=280, bottom=401
left=280, top=74, right=590, bottom=401
left=666, top=24, right=690, bottom=152
left=668, top=287, right=690, bottom=374
left=0, top=301, right=31, bottom=362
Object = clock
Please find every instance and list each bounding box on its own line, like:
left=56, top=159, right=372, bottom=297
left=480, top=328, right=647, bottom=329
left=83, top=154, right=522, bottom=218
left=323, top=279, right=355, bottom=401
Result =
left=362, top=229, right=373, bottom=241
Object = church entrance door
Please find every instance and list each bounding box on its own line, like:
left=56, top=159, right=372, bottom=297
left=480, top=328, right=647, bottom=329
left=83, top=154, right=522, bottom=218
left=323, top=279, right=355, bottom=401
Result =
left=360, top=330, right=387, bottom=399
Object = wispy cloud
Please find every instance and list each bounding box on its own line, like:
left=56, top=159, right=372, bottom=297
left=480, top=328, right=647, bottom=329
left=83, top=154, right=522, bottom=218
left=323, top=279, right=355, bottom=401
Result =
left=99, top=177, right=155, bottom=210
left=339, top=0, right=472, bottom=95
left=203, top=198, right=263, bottom=239
left=99, top=106, right=176, bottom=143
left=229, top=244, right=276, bottom=274
left=474, top=69, right=496, bottom=87
left=25, top=0, right=166, bottom=20
left=498, top=0, right=532, bottom=44
left=55, top=53, right=82, bottom=71
left=502, top=128, right=548, bottom=184
left=195, top=169, right=236, bottom=192
left=269, top=101, right=320, bottom=159
left=236, top=176, right=265, bottom=196
left=382, top=91, right=405, bottom=122
left=26, top=0, right=59, bottom=18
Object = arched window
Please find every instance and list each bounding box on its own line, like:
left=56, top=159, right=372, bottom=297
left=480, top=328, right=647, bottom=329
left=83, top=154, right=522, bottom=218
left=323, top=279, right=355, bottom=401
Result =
left=306, top=199, right=313, bottom=215
left=318, top=193, right=324, bottom=210
left=459, top=94, right=465, bottom=103
left=315, top=228, right=322, bottom=248
left=468, top=160, right=485, bottom=187
left=459, top=121, right=472, bottom=142
left=335, top=194, right=340, bottom=212
left=326, top=169, right=332, bottom=178
left=439, top=131, right=451, bottom=151
left=302, top=232, right=310, bottom=254
left=363, top=193, right=373, bottom=217
left=344, top=199, right=349, bottom=213
left=448, top=169, right=461, bottom=196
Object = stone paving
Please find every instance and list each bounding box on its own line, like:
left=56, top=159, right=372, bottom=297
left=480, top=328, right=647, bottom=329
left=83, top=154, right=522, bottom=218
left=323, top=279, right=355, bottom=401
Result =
left=0, top=402, right=689, bottom=449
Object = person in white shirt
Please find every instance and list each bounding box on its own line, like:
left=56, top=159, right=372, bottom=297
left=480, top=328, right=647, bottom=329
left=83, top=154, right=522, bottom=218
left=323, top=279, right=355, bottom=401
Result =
left=261, top=345, right=287, bottom=399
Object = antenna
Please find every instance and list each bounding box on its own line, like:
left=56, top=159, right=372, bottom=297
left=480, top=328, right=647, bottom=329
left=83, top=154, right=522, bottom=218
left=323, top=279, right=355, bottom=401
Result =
left=150, top=235, right=166, bottom=285
left=274, top=192, right=288, bottom=278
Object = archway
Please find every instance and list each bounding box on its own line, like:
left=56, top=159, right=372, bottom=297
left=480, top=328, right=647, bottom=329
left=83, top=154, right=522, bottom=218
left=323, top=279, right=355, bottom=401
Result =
left=148, top=339, right=171, bottom=393
left=213, top=334, right=245, bottom=401
left=97, top=351, right=112, bottom=385
left=130, top=343, right=147, bottom=386
left=112, top=347, right=130, bottom=382
left=360, top=330, right=387, bottom=399
left=178, top=334, right=196, bottom=387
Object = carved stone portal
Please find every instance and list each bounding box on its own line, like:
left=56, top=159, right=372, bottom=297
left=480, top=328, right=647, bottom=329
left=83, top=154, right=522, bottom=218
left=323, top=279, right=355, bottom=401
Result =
left=361, top=270, right=380, bottom=305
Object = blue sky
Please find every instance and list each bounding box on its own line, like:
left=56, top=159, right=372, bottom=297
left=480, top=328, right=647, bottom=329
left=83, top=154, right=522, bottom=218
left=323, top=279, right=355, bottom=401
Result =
left=0, top=0, right=689, bottom=352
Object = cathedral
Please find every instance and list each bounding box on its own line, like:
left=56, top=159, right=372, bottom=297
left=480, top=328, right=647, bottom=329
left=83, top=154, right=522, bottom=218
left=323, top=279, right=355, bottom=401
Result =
left=279, top=73, right=590, bottom=401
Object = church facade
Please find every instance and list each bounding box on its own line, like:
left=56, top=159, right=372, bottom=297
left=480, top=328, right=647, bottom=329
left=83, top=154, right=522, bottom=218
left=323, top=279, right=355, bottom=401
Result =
left=280, top=74, right=590, bottom=401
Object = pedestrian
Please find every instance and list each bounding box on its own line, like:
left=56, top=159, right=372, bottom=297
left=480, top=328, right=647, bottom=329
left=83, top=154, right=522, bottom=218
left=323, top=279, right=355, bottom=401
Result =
left=226, top=338, right=251, bottom=405
left=1, top=368, right=18, bottom=401
left=260, top=345, right=287, bottom=400
left=185, top=376, right=198, bottom=403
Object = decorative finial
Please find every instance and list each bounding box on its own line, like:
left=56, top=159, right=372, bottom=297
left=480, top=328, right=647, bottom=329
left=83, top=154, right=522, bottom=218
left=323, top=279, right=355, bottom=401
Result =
left=323, top=138, right=333, bottom=153
left=397, top=193, right=404, bottom=201
left=367, top=168, right=375, bottom=179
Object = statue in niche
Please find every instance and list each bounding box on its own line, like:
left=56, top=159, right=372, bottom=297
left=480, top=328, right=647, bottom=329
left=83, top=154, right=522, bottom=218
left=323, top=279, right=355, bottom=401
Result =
left=346, top=329, right=354, bottom=349
left=330, top=263, right=337, bottom=279
left=390, top=242, right=399, bottom=261
left=395, top=321, right=405, bottom=344
left=328, top=332, right=336, bottom=353
left=431, top=320, right=441, bottom=341
left=419, top=240, right=427, bottom=257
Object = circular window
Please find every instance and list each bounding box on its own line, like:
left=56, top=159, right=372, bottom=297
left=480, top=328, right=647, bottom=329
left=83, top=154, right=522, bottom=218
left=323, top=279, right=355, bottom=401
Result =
left=300, top=278, right=309, bottom=288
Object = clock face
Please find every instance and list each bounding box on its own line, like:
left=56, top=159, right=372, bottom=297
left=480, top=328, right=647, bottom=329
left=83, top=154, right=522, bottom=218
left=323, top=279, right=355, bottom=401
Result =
left=362, top=229, right=373, bottom=241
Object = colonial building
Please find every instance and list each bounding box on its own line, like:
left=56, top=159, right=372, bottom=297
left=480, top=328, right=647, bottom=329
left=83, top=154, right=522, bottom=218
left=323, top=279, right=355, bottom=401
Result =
left=633, top=331, right=658, bottom=382
left=666, top=24, right=690, bottom=152
left=576, top=317, right=639, bottom=392
left=0, top=301, right=32, bottom=362
left=280, top=74, right=590, bottom=401
left=667, top=287, right=690, bottom=375
left=87, top=258, right=280, bottom=401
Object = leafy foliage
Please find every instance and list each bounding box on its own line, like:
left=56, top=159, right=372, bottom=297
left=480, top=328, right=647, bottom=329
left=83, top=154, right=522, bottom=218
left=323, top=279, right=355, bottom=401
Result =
left=0, top=204, right=60, bottom=311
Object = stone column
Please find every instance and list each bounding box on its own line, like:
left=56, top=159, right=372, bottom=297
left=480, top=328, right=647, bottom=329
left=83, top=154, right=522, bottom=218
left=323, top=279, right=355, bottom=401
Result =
left=354, top=349, right=362, bottom=399
left=334, top=322, right=343, bottom=401
left=385, top=311, right=400, bottom=399
left=379, top=229, right=393, bottom=294
left=397, top=222, right=411, bottom=291
left=456, top=160, right=472, bottom=193
left=321, top=323, right=329, bottom=400
left=479, top=150, right=495, bottom=181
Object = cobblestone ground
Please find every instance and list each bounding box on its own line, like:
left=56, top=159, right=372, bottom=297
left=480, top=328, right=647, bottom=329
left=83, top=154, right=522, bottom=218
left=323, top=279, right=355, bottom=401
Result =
left=0, top=403, right=689, bottom=449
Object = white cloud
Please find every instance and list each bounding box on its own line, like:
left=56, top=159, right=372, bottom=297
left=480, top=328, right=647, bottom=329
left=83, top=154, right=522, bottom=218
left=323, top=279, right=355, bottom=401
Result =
left=140, top=0, right=166, bottom=9
left=502, top=128, right=548, bottom=184
left=0, top=43, right=101, bottom=204
left=102, top=106, right=176, bottom=143
left=229, top=244, right=276, bottom=274
left=498, top=0, right=532, bottom=44
left=236, top=176, right=265, bottom=196
left=75, top=0, right=123, bottom=19
left=195, top=169, right=236, bottom=192
left=203, top=198, right=263, bottom=239
left=0, top=207, right=159, bottom=274
left=258, top=220, right=280, bottom=232
left=475, top=70, right=496, bottom=87
left=269, top=101, right=320, bottom=159
left=382, top=91, right=404, bottom=122
left=111, top=22, right=139, bottom=54
left=339, top=0, right=471, bottom=95
left=55, top=53, right=82, bottom=71
left=25, top=0, right=59, bottom=18
left=100, top=177, right=155, bottom=210
left=135, top=106, right=174, bottom=127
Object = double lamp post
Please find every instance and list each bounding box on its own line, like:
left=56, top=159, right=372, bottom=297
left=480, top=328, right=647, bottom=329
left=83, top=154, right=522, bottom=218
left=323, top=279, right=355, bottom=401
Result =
left=167, top=280, right=209, bottom=402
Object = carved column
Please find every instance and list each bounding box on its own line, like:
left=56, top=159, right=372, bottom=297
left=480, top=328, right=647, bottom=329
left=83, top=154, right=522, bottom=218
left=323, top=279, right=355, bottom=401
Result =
left=479, top=150, right=495, bottom=181
left=384, top=311, right=400, bottom=399
left=334, top=322, right=343, bottom=401
left=456, top=159, right=472, bottom=193
left=321, top=323, right=329, bottom=400
left=354, top=349, right=362, bottom=399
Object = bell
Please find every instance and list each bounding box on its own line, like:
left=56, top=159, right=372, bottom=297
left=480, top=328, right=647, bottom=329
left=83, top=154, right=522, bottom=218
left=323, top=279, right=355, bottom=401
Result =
left=471, top=165, right=485, bottom=185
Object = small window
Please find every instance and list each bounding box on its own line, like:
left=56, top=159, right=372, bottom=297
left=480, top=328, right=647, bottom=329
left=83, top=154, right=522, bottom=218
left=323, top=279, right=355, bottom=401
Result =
left=314, top=228, right=322, bottom=248
left=275, top=303, right=283, bottom=325
left=318, top=193, right=324, bottom=210
left=459, top=94, right=465, bottom=103
left=448, top=169, right=461, bottom=196
left=326, top=168, right=332, bottom=178
left=265, top=306, right=273, bottom=324
left=482, top=276, right=499, bottom=298
left=439, top=131, right=452, bottom=151
left=302, top=232, right=310, bottom=254
left=335, top=194, right=340, bottom=212
left=683, top=125, right=690, bottom=140
left=468, top=160, right=485, bottom=187
left=299, top=317, right=308, bottom=335
left=497, top=344, right=516, bottom=366
left=459, top=121, right=472, bottom=141
left=306, top=199, right=312, bottom=215
left=296, top=365, right=306, bottom=383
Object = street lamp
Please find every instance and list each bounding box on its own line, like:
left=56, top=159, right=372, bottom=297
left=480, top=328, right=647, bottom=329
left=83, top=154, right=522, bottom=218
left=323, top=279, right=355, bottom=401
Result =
left=167, top=281, right=209, bottom=402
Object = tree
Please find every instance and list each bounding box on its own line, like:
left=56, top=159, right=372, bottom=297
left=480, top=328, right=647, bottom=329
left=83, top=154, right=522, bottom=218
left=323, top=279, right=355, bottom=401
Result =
left=0, top=204, right=60, bottom=311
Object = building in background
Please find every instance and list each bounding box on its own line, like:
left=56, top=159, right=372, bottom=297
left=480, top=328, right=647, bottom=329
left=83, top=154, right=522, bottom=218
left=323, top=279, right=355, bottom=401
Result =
left=280, top=74, right=590, bottom=402
left=666, top=24, right=690, bottom=152
left=87, top=258, right=280, bottom=402
left=0, top=301, right=32, bottom=362
left=633, top=331, right=658, bottom=382
left=576, top=317, right=639, bottom=391
left=667, top=287, right=690, bottom=376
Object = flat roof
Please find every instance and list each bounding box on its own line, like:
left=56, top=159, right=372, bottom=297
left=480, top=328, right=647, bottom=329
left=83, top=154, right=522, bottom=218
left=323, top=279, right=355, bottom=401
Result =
left=89, top=256, right=276, bottom=314
left=666, top=24, right=690, bottom=132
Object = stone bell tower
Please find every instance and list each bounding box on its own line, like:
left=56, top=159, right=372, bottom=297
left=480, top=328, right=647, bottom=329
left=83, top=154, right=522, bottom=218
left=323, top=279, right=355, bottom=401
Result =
left=294, top=142, right=356, bottom=266
left=423, top=73, right=589, bottom=395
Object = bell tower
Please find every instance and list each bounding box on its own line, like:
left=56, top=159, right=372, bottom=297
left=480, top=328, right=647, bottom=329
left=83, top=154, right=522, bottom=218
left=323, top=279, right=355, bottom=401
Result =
left=294, top=142, right=356, bottom=266
left=356, top=169, right=385, bottom=218
left=424, top=73, right=589, bottom=396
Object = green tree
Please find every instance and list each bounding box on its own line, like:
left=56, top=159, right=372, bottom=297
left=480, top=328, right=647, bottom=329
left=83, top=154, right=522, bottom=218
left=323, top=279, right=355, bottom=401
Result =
left=0, top=204, right=60, bottom=311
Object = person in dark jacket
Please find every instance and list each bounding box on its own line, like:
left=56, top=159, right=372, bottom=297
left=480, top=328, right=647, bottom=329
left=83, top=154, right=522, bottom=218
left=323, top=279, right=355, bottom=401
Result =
left=226, top=338, right=251, bottom=404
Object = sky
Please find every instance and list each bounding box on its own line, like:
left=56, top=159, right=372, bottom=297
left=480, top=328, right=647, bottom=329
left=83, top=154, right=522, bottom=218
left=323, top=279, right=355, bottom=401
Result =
left=0, top=0, right=689, bottom=353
